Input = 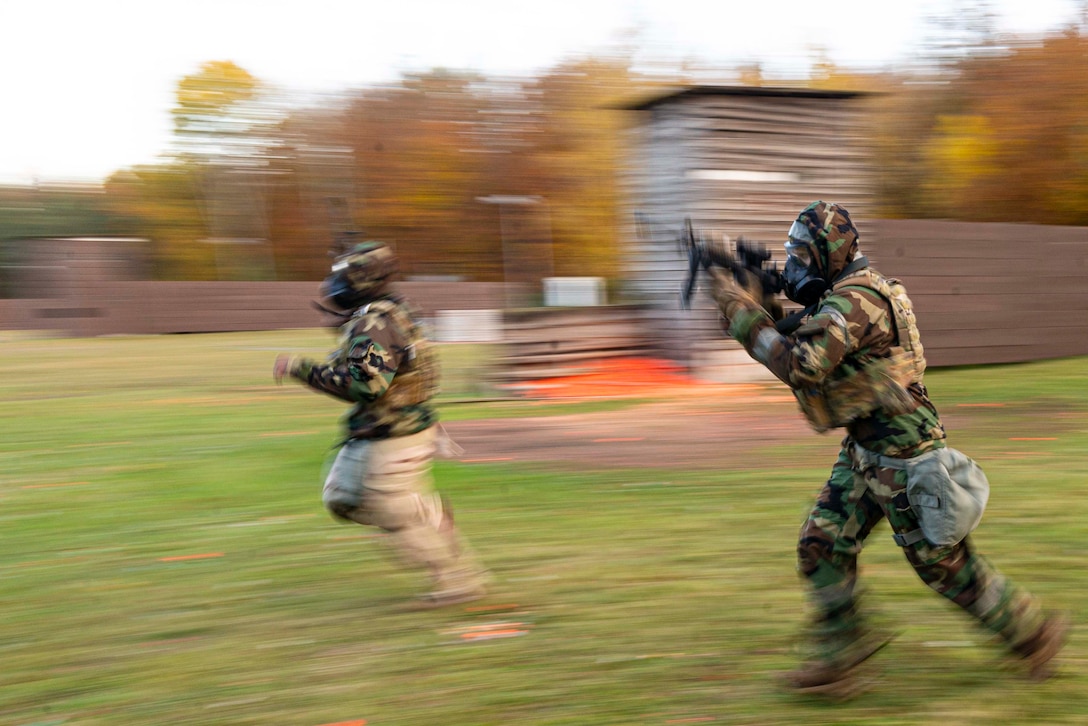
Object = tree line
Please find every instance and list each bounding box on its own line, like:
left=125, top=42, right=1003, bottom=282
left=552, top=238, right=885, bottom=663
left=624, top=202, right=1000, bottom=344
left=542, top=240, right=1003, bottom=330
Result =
left=2, top=20, right=1086, bottom=284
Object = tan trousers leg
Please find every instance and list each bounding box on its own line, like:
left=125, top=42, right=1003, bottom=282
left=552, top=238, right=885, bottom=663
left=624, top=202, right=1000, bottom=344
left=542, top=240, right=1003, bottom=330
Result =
left=322, top=428, right=487, bottom=597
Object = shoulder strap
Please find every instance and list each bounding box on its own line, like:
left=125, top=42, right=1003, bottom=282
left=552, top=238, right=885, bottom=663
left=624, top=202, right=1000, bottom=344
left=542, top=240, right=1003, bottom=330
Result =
left=361, top=297, right=411, bottom=330
left=363, top=297, right=423, bottom=364
left=831, top=268, right=914, bottom=350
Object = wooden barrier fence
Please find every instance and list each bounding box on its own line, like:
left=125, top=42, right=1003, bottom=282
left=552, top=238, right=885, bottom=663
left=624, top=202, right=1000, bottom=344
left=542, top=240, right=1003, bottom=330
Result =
left=2, top=220, right=1086, bottom=376
left=866, top=219, right=1088, bottom=366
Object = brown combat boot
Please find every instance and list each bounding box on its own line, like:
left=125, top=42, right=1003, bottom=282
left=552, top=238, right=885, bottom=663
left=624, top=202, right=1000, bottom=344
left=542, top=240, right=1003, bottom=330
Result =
left=417, top=501, right=492, bottom=610
left=414, top=585, right=487, bottom=609
left=781, top=626, right=896, bottom=698
left=1013, top=611, right=1071, bottom=681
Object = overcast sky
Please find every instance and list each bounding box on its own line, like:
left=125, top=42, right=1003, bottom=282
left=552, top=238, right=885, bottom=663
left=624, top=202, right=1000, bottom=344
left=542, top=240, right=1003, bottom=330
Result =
left=1, top=0, right=1083, bottom=184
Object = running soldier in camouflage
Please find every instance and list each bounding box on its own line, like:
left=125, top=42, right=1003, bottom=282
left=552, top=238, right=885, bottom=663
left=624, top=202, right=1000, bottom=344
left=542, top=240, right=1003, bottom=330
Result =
left=274, top=241, right=489, bottom=608
left=710, top=201, right=1068, bottom=695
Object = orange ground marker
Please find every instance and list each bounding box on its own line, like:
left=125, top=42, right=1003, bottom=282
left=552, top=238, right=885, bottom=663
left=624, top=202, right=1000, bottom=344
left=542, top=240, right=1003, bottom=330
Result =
left=509, top=357, right=699, bottom=399
left=158, top=552, right=225, bottom=562
left=459, top=628, right=528, bottom=641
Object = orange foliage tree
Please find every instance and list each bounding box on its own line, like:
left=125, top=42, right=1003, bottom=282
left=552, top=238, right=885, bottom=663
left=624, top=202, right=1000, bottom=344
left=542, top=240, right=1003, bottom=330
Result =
left=102, top=25, right=1088, bottom=284
left=872, top=26, right=1088, bottom=224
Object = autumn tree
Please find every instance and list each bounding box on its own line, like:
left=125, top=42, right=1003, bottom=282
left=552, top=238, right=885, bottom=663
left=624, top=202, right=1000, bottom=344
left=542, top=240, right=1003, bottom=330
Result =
left=341, top=71, right=501, bottom=279
left=104, top=166, right=209, bottom=280
left=269, top=58, right=655, bottom=285
left=872, top=23, right=1088, bottom=225
left=102, top=24, right=1088, bottom=285
left=262, top=102, right=358, bottom=280
left=517, top=56, right=645, bottom=280
left=180, top=61, right=285, bottom=278
left=951, top=30, right=1088, bottom=224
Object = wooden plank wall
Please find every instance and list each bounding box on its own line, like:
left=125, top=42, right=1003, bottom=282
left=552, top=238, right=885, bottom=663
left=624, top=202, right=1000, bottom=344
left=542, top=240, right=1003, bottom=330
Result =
left=2, top=222, right=1086, bottom=370
left=495, top=305, right=654, bottom=379
left=866, top=219, right=1088, bottom=366
left=628, top=218, right=1088, bottom=369
left=0, top=281, right=516, bottom=337
left=622, top=93, right=876, bottom=304
left=621, top=90, right=877, bottom=366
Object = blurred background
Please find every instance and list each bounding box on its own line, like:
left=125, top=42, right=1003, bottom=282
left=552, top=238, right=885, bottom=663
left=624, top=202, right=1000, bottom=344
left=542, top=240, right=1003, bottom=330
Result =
left=3, top=0, right=1086, bottom=281
left=2, top=8, right=1087, bottom=720
left=2, top=1, right=1088, bottom=383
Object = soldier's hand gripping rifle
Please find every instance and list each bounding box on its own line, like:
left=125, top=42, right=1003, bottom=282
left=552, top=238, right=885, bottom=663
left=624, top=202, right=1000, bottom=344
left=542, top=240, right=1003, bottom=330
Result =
left=678, top=217, right=778, bottom=305
left=678, top=218, right=804, bottom=334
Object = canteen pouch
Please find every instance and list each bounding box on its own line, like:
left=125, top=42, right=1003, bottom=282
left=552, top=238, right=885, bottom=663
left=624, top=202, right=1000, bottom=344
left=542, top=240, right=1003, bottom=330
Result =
left=904, top=447, right=990, bottom=546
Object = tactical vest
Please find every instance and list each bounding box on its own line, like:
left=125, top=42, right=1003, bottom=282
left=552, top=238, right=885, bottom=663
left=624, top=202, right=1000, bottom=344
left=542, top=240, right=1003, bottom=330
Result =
left=793, top=269, right=927, bottom=433
left=351, top=297, right=440, bottom=410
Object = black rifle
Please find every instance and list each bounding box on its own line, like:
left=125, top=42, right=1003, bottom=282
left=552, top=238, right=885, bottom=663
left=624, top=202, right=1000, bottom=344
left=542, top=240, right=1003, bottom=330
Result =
left=634, top=212, right=803, bottom=333
left=676, top=217, right=808, bottom=334
left=678, top=217, right=785, bottom=309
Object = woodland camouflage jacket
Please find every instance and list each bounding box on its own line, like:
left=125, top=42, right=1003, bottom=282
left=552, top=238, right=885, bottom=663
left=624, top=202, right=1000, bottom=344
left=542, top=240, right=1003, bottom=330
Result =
left=730, top=262, right=946, bottom=459
left=289, top=295, right=439, bottom=440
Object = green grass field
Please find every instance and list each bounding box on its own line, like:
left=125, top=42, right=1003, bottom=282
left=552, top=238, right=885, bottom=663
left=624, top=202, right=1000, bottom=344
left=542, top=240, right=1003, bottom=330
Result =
left=2, top=329, right=1086, bottom=725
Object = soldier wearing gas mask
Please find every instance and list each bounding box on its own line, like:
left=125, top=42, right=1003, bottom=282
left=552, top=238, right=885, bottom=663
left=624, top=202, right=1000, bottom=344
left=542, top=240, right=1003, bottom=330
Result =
left=710, top=201, right=1068, bottom=695
left=274, top=241, right=489, bottom=608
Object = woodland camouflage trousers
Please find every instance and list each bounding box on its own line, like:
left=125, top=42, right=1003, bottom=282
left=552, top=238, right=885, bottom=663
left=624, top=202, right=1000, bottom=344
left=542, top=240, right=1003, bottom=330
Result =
left=796, top=442, right=1046, bottom=657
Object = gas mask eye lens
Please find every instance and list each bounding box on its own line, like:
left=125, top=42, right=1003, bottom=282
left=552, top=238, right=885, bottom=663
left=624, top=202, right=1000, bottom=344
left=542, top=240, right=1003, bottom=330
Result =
left=785, top=240, right=812, bottom=267
left=785, top=221, right=816, bottom=267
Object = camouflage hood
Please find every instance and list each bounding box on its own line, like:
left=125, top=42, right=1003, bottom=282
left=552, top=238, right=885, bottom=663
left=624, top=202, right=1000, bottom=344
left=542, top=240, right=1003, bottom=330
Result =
left=322, top=241, right=400, bottom=310
left=794, top=201, right=860, bottom=282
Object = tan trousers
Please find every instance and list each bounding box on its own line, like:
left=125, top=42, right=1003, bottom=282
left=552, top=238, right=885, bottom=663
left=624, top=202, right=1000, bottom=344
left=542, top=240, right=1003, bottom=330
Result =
left=322, top=427, right=486, bottom=597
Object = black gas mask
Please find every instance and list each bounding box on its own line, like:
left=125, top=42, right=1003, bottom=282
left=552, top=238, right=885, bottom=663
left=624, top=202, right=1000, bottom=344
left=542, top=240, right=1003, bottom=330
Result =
left=320, top=258, right=362, bottom=311
left=311, top=241, right=398, bottom=324
left=783, top=220, right=827, bottom=306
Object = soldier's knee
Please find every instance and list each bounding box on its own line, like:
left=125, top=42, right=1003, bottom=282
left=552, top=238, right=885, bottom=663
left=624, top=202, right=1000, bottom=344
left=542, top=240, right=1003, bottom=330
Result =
left=797, top=542, right=822, bottom=575
left=325, top=500, right=357, bottom=522
left=797, top=522, right=834, bottom=575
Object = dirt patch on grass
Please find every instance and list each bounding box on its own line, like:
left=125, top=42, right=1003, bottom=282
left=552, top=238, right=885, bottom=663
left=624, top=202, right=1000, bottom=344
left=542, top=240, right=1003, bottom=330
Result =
left=444, top=359, right=820, bottom=470
left=444, top=358, right=1076, bottom=471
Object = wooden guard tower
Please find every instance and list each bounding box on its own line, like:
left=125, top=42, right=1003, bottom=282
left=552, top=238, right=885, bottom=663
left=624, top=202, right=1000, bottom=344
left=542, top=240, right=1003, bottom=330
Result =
left=618, top=85, right=877, bottom=380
